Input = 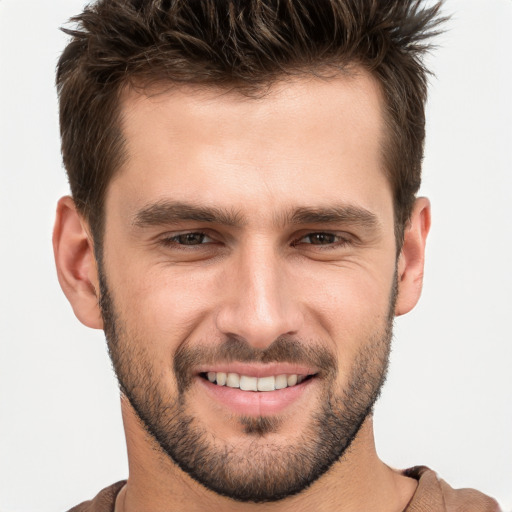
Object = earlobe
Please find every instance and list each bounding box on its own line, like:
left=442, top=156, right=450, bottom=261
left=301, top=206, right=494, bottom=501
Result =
left=395, top=197, right=431, bottom=316
left=52, top=196, right=104, bottom=329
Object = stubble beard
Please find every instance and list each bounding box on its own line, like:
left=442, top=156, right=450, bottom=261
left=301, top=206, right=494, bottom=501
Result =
left=99, top=269, right=396, bottom=503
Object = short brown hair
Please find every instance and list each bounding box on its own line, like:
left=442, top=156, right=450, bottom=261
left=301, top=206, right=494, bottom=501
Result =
left=57, top=0, right=445, bottom=251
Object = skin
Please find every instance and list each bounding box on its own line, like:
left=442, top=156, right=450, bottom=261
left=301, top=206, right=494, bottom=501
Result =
left=53, top=69, right=430, bottom=511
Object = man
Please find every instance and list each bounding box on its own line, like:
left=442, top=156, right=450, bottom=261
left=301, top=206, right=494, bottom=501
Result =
left=51, top=0, right=501, bottom=510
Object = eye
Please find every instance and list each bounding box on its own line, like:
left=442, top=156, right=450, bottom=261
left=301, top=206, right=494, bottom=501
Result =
left=295, top=232, right=348, bottom=246
left=161, top=232, right=214, bottom=247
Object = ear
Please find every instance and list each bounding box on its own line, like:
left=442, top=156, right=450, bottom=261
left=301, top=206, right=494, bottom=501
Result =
left=395, top=197, right=431, bottom=316
left=53, top=196, right=103, bottom=329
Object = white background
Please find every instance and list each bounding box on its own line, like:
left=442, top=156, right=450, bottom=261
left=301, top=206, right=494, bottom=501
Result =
left=0, top=0, right=511, bottom=510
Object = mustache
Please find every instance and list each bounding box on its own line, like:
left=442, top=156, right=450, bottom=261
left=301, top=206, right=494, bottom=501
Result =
left=174, top=335, right=337, bottom=393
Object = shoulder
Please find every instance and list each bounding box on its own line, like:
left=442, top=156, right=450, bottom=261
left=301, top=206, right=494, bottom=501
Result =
left=67, top=481, right=126, bottom=512
left=404, top=466, right=502, bottom=512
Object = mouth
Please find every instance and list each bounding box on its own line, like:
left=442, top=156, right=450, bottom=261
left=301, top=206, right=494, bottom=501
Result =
left=196, top=366, right=319, bottom=417
left=199, top=371, right=314, bottom=391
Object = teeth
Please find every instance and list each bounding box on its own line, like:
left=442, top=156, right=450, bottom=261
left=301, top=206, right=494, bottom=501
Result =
left=287, top=374, right=298, bottom=387
left=216, top=372, right=227, bottom=386
left=257, top=376, right=275, bottom=392
left=240, top=375, right=258, bottom=391
left=226, top=373, right=240, bottom=388
left=275, top=374, right=288, bottom=390
left=205, top=372, right=309, bottom=391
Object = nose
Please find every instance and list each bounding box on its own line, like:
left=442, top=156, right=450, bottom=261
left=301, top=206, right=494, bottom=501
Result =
left=215, top=242, right=304, bottom=350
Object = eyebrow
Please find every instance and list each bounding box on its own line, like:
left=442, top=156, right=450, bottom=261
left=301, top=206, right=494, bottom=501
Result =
left=285, top=206, right=379, bottom=229
left=132, top=200, right=380, bottom=231
left=133, top=201, right=244, bottom=228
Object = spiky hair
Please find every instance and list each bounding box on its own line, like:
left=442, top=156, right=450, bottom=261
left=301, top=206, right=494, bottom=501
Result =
left=57, top=0, right=445, bottom=248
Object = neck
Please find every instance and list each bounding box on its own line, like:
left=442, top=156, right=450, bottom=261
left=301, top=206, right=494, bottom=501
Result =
left=117, top=397, right=416, bottom=512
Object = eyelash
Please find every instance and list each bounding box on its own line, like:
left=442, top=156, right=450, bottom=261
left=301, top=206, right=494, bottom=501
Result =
left=159, top=231, right=213, bottom=247
left=159, top=231, right=351, bottom=249
left=293, top=232, right=350, bottom=248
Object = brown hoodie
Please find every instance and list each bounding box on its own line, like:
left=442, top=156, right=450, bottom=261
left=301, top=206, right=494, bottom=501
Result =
left=67, top=467, right=502, bottom=512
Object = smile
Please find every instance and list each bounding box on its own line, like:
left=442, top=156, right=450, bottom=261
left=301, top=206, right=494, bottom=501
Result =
left=201, top=372, right=312, bottom=391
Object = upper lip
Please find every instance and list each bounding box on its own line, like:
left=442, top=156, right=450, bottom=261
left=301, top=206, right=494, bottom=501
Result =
left=195, top=362, right=318, bottom=378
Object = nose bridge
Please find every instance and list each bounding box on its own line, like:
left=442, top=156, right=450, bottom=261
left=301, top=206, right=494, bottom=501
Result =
left=216, top=239, right=302, bottom=349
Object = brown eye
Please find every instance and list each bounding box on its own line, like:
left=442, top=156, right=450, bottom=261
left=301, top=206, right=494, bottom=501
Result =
left=175, top=233, right=208, bottom=245
left=303, top=233, right=338, bottom=245
left=160, top=232, right=214, bottom=247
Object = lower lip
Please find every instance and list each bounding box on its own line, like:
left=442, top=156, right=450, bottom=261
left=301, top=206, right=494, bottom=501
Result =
left=197, top=376, right=315, bottom=416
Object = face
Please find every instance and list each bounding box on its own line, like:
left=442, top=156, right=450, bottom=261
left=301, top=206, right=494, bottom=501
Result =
left=99, top=73, right=399, bottom=502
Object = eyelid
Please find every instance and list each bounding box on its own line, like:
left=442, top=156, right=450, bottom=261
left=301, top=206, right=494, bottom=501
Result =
left=155, top=229, right=355, bottom=248
left=158, top=230, right=215, bottom=247
left=292, top=231, right=354, bottom=247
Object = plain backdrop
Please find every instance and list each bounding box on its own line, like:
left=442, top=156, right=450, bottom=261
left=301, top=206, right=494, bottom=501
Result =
left=0, top=1, right=511, bottom=510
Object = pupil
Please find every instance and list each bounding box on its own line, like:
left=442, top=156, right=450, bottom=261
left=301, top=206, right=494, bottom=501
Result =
left=180, top=233, right=204, bottom=245
left=311, top=233, right=334, bottom=244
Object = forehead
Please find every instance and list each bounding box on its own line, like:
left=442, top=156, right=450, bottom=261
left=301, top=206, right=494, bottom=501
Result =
left=110, top=71, right=390, bottom=223
left=120, top=70, right=384, bottom=154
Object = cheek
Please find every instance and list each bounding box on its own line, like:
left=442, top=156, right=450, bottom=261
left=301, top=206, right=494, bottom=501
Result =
left=296, top=262, right=395, bottom=354
left=111, top=263, right=219, bottom=348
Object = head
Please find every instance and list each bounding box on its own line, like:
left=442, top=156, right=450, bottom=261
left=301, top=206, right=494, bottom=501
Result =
left=54, top=0, right=441, bottom=504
